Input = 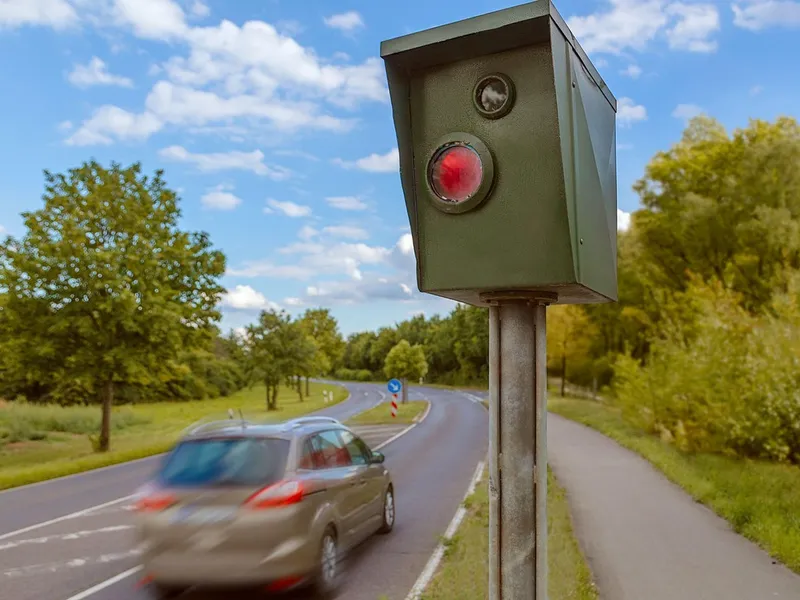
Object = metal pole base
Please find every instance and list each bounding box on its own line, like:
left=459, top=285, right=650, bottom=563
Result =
left=487, top=293, right=553, bottom=600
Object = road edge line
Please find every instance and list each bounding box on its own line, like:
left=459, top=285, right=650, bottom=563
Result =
left=404, top=460, right=486, bottom=600
left=0, top=383, right=352, bottom=496
left=372, top=399, right=432, bottom=452
left=63, top=565, right=143, bottom=600
left=0, top=495, right=135, bottom=542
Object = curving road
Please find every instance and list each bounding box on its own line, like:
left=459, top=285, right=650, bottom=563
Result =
left=0, top=383, right=488, bottom=600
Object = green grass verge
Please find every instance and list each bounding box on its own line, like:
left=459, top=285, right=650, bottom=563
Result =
left=420, top=468, right=597, bottom=600
left=346, top=400, right=428, bottom=426
left=548, top=396, right=800, bottom=573
left=0, top=382, right=348, bottom=491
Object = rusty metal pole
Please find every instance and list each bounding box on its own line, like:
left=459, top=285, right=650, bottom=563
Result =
left=485, top=292, right=553, bottom=600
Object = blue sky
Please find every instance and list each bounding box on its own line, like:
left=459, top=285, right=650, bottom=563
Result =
left=0, top=0, right=797, bottom=337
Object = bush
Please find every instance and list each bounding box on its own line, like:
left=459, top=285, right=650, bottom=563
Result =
left=613, top=277, right=800, bottom=463
left=333, top=368, right=374, bottom=382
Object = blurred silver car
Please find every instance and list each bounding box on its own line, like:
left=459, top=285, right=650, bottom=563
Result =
left=132, top=416, right=395, bottom=598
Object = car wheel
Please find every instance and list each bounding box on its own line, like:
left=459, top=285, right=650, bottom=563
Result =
left=378, top=485, right=395, bottom=534
left=309, top=527, right=338, bottom=598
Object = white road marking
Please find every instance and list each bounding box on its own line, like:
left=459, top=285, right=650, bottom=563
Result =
left=373, top=400, right=432, bottom=452
left=461, top=391, right=484, bottom=404
left=0, top=495, right=135, bottom=542
left=58, top=390, right=434, bottom=600
left=0, top=525, right=133, bottom=551
left=3, top=548, right=142, bottom=578
left=405, top=460, right=486, bottom=600
left=63, top=566, right=144, bottom=600
left=372, top=391, right=386, bottom=408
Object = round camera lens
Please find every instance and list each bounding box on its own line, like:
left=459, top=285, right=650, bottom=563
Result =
left=473, top=74, right=515, bottom=119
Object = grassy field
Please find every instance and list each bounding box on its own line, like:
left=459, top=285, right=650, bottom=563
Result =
left=549, top=396, right=800, bottom=574
left=0, top=382, right=348, bottom=491
left=347, top=400, right=427, bottom=425
left=421, top=468, right=597, bottom=600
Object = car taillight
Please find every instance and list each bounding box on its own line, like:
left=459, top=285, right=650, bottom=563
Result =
left=244, top=480, right=304, bottom=510
left=133, top=491, right=178, bottom=512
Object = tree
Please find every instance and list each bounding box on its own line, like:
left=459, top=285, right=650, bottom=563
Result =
left=246, top=309, right=316, bottom=408
left=633, top=116, right=800, bottom=312
left=384, top=340, right=428, bottom=402
left=547, top=306, right=596, bottom=396
left=0, top=161, right=226, bottom=451
left=297, top=308, right=345, bottom=393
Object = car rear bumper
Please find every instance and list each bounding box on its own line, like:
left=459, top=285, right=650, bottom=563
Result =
left=141, top=537, right=316, bottom=586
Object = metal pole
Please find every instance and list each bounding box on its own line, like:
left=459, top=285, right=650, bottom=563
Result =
left=485, top=292, right=552, bottom=600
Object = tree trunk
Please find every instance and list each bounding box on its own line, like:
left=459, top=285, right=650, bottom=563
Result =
left=305, top=376, right=310, bottom=396
left=266, top=383, right=271, bottom=410
left=560, top=353, right=567, bottom=397
left=271, top=385, right=279, bottom=411
left=402, top=378, right=408, bottom=404
left=98, top=379, right=114, bottom=453
left=297, top=376, right=303, bottom=402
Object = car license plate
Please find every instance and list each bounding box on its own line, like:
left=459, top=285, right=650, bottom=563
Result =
left=172, top=506, right=236, bottom=525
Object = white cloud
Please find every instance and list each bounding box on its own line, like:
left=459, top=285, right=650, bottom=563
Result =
left=57, top=120, right=73, bottom=132
left=665, top=3, right=720, bottom=52
left=64, top=11, right=388, bottom=146
left=398, top=233, right=414, bottom=256
left=228, top=237, right=396, bottom=283
left=159, top=145, right=291, bottom=179
left=285, top=234, right=425, bottom=305
left=733, top=0, right=800, bottom=30
left=67, top=57, right=134, bottom=88
left=326, top=196, right=368, bottom=211
left=621, top=64, right=643, bottom=78
left=298, top=225, right=319, bottom=240
left=265, top=199, right=312, bottom=218
left=284, top=297, right=304, bottom=307
left=113, top=0, right=188, bottom=41
left=334, top=148, right=399, bottom=173
left=190, top=0, right=209, bottom=18
left=322, top=225, right=369, bottom=240
left=201, top=185, right=242, bottom=210
left=222, top=285, right=279, bottom=311
left=65, top=106, right=162, bottom=146
left=0, top=0, right=77, bottom=30
left=672, top=103, right=704, bottom=121
left=617, top=97, right=647, bottom=126
left=750, top=84, right=764, bottom=96
left=618, top=209, right=632, bottom=232
left=324, top=11, right=364, bottom=32
left=0, top=224, right=6, bottom=235
left=567, top=0, right=720, bottom=55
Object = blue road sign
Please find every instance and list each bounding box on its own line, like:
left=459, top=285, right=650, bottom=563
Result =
left=387, top=378, right=402, bottom=394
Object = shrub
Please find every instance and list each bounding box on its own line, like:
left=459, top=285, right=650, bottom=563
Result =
left=614, top=276, right=800, bottom=463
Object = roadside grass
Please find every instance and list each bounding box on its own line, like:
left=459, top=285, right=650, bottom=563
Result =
left=421, top=468, right=597, bottom=600
left=0, top=382, right=347, bottom=491
left=346, top=400, right=428, bottom=426
left=548, top=396, right=800, bottom=574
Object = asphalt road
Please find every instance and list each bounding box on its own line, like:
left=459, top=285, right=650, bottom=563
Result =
left=548, top=413, right=800, bottom=600
left=0, top=383, right=488, bottom=600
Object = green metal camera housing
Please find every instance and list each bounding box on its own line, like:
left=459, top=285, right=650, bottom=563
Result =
left=381, top=0, right=618, bottom=306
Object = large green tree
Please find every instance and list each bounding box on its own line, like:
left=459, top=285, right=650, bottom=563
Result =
left=297, top=308, right=345, bottom=391
left=384, top=339, right=428, bottom=401
left=0, top=161, right=226, bottom=451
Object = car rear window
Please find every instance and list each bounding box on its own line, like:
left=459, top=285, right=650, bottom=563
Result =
left=158, top=437, right=290, bottom=487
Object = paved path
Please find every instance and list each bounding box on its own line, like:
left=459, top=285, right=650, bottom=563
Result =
left=0, top=383, right=488, bottom=600
left=548, top=413, right=800, bottom=600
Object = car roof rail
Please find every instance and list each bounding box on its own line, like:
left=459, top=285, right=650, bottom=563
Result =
left=286, top=416, right=341, bottom=428
left=182, top=417, right=256, bottom=437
